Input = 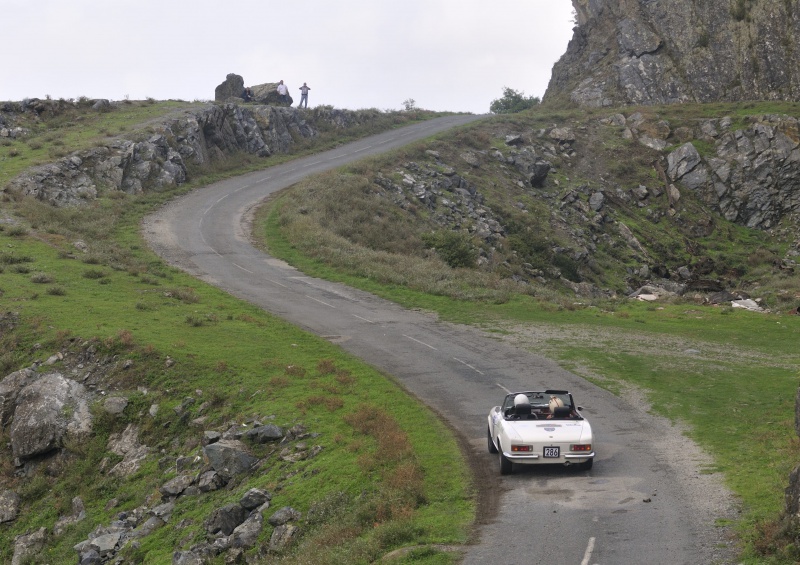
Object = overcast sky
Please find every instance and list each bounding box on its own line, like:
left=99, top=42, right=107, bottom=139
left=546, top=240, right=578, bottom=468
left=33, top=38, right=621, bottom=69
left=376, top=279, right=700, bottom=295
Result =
left=2, top=0, right=575, bottom=114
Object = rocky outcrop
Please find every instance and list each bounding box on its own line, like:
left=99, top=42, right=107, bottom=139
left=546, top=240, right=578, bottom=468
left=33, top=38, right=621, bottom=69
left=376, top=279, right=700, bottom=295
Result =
left=547, top=0, right=800, bottom=107
left=3, top=103, right=382, bottom=207
left=661, top=114, right=800, bottom=231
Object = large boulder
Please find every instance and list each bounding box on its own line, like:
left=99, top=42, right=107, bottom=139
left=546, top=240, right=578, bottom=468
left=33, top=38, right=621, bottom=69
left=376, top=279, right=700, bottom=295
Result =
left=9, top=373, right=92, bottom=461
left=214, top=73, right=245, bottom=102
left=250, top=82, right=293, bottom=106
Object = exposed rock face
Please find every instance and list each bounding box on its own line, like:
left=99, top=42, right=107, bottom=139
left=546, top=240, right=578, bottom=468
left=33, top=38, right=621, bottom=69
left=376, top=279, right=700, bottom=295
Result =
left=664, top=114, right=800, bottom=231
left=547, top=0, right=800, bottom=107
left=3, top=104, right=379, bottom=207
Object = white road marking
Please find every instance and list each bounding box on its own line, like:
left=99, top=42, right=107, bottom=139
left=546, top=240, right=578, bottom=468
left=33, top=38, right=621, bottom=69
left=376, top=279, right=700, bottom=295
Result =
left=352, top=314, right=375, bottom=324
left=403, top=335, right=437, bottom=350
left=263, top=277, right=288, bottom=288
left=496, top=383, right=512, bottom=394
left=306, top=295, right=336, bottom=308
left=580, top=537, right=596, bottom=565
left=232, top=263, right=254, bottom=274
left=453, top=357, right=484, bottom=375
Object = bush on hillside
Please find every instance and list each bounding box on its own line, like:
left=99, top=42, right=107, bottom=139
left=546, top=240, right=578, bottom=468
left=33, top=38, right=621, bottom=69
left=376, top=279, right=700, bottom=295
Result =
left=489, top=87, right=540, bottom=114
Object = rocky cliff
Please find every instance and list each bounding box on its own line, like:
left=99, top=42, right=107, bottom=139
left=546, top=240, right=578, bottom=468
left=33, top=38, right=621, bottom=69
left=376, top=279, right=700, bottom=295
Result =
left=547, top=0, right=800, bottom=107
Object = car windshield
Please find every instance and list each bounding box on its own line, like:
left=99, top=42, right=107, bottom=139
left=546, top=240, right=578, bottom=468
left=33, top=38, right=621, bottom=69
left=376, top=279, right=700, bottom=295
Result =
left=502, top=391, right=575, bottom=415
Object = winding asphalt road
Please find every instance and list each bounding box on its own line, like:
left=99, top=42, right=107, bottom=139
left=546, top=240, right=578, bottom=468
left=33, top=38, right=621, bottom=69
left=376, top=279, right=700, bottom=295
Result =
left=142, top=115, right=735, bottom=564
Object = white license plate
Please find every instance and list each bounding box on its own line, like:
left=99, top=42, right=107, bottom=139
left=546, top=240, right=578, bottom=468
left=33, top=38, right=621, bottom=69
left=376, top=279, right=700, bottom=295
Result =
left=543, top=446, right=560, bottom=458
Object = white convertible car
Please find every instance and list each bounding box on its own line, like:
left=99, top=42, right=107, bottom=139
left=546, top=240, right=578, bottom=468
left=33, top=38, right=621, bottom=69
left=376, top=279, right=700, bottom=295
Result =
left=487, top=390, right=595, bottom=474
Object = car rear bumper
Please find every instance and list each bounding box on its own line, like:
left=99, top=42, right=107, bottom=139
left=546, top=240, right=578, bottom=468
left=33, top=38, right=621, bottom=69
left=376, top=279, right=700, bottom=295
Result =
left=503, top=451, right=595, bottom=464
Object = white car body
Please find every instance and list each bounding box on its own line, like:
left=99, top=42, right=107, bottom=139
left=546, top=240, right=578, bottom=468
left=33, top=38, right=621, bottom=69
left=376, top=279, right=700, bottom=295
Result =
left=487, top=390, right=595, bottom=474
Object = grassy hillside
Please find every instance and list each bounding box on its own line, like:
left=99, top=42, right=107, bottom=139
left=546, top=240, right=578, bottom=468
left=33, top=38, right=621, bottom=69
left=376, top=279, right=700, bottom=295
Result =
left=0, top=101, right=473, bottom=564
left=256, top=102, right=800, bottom=564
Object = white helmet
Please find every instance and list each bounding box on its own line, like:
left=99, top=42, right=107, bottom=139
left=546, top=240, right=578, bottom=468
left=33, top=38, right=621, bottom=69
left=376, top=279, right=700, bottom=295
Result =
left=514, top=394, right=530, bottom=407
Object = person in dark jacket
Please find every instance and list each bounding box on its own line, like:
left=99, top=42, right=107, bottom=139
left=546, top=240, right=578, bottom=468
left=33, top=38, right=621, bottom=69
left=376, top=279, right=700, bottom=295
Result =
left=298, top=82, right=310, bottom=108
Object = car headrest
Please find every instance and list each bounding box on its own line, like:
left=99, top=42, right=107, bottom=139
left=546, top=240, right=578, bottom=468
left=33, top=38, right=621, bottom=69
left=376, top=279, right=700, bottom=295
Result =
left=553, top=406, right=572, bottom=419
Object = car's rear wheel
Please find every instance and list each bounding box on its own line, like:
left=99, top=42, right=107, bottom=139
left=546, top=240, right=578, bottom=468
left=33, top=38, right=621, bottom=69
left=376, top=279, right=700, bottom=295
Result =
left=498, top=440, right=512, bottom=475
left=487, top=426, right=498, bottom=454
left=582, top=458, right=594, bottom=471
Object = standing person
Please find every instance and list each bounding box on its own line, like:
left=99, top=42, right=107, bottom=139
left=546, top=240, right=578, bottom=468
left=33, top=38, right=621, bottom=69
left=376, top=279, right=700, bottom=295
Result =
left=298, top=82, right=310, bottom=108
left=276, top=80, right=289, bottom=105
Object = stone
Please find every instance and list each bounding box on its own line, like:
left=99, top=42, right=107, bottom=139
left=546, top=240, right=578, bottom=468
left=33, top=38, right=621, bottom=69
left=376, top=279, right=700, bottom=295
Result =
left=0, top=490, right=21, bottom=523
left=88, top=532, right=121, bottom=555
left=107, top=424, right=149, bottom=477
left=206, top=503, right=246, bottom=536
left=268, top=523, right=299, bottom=553
left=215, top=73, right=245, bottom=102
left=172, top=551, right=205, bottom=565
left=160, top=475, right=195, bottom=498
left=239, top=488, right=271, bottom=510
left=103, top=396, right=128, bottom=415
left=250, top=82, right=294, bottom=106
left=589, top=192, right=605, bottom=212
left=243, top=424, right=284, bottom=443
left=231, top=512, right=263, bottom=548
left=53, top=496, right=86, bottom=535
left=202, top=439, right=259, bottom=476
left=10, top=373, right=92, bottom=460
left=12, top=527, right=47, bottom=565
left=667, top=143, right=702, bottom=180
left=197, top=470, right=226, bottom=493
left=0, top=367, right=38, bottom=431
left=268, top=506, right=301, bottom=527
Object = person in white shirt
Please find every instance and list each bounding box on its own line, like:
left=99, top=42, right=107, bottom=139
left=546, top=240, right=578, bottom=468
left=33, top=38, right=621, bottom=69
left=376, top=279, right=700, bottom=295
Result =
left=276, top=80, right=289, bottom=105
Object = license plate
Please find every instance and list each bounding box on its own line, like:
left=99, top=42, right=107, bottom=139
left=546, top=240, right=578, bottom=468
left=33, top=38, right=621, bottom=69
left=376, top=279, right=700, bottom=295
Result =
left=543, top=446, right=560, bottom=458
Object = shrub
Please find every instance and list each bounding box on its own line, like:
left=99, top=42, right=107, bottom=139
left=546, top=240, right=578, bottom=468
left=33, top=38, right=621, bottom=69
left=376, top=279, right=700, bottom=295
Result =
left=421, top=231, right=477, bottom=268
left=83, top=269, right=107, bottom=279
left=30, top=272, right=54, bottom=284
left=489, top=87, right=541, bottom=114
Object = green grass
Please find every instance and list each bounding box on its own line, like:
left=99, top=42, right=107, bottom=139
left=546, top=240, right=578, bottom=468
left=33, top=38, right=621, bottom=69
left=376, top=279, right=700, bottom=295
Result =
left=0, top=105, right=475, bottom=564
left=0, top=225, right=474, bottom=564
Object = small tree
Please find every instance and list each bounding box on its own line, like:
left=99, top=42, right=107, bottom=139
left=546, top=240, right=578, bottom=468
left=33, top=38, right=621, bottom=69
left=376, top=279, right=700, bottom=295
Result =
left=489, top=87, right=540, bottom=114
left=402, top=98, right=417, bottom=111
